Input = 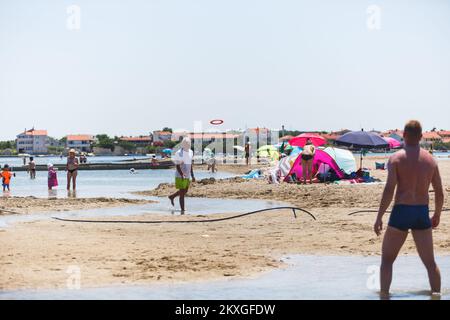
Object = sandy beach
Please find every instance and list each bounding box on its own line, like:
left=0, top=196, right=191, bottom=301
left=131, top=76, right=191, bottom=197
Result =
left=0, top=197, right=156, bottom=215
left=0, top=158, right=449, bottom=291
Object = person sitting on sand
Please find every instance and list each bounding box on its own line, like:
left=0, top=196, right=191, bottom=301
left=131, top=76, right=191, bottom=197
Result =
left=168, top=137, right=195, bottom=213
left=300, top=139, right=316, bottom=184
left=66, top=149, right=79, bottom=191
left=1, top=164, right=15, bottom=192
left=28, top=157, right=36, bottom=179
left=374, top=120, right=444, bottom=298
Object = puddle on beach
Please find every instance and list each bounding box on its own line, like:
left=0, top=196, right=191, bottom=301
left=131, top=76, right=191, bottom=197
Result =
left=1, top=255, right=449, bottom=300
left=0, top=196, right=287, bottom=228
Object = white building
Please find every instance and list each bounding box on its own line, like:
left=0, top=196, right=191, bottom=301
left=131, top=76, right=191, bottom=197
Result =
left=66, top=134, right=95, bottom=153
left=16, top=129, right=49, bottom=154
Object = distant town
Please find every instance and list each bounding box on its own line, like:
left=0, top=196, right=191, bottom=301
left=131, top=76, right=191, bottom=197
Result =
left=0, top=127, right=449, bottom=156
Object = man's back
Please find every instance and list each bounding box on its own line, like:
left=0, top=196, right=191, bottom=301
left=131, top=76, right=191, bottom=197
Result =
left=391, top=146, right=437, bottom=206
left=375, top=120, right=444, bottom=296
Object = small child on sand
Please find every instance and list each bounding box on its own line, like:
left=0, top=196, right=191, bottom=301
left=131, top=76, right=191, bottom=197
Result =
left=47, top=163, right=58, bottom=190
left=1, top=164, right=15, bottom=192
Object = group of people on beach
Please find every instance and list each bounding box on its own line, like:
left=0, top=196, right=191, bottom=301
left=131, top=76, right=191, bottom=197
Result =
left=167, top=121, right=445, bottom=297
left=1, top=149, right=80, bottom=193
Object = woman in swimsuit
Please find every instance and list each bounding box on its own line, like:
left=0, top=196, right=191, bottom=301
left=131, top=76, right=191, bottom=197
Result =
left=301, top=139, right=316, bottom=184
left=66, top=149, right=79, bottom=191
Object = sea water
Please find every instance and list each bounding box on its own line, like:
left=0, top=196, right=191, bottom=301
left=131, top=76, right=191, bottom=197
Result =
left=0, top=168, right=234, bottom=198
left=1, top=255, right=448, bottom=300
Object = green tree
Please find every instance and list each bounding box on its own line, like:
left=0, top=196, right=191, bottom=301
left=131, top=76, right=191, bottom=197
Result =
left=117, top=140, right=136, bottom=152
left=94, top=134, right=115, bottom=150
left=48, top=146, right=65, bottom=154
left=162, top=140, right=177, bottom=148
left=0, top=140, right=13, bottom=149
left=162, top=127, right=173, bottom=133
left=145, top=145, right=159, bottom=154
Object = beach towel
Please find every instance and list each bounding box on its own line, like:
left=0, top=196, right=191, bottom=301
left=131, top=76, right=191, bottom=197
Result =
left=242, top=169, right=261, bottom=179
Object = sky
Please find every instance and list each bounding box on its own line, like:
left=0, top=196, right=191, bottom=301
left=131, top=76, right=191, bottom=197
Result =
left=1, top=0, right=449, bottom=140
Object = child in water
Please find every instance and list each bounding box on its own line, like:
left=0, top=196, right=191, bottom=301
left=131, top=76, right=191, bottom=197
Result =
left=47, top=163, right=58, bottom=190
left=1, top=164, right=15, bottom=192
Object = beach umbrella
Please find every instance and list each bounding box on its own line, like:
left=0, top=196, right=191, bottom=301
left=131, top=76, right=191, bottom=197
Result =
left=335, top=130, right=389, bottom=169
left=257, top=145, right=279, bottom=160
left=289, top=133, right=326, bottom=147
left=383, top=137, right=402, bottom=149
left=162, top=148, right=172, bottom=154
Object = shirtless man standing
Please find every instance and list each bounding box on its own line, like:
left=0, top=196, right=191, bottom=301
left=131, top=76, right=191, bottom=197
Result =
left=374, top=120, right=444, bottom=297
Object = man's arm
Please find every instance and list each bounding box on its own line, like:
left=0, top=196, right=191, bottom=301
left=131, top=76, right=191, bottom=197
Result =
left=176, top=164, right=184, bottom=178
left=374, top=157, right=398, bottom=236
left=431, top=165, right=444, bottom=228
left=191, top=164, right=195, bottom=182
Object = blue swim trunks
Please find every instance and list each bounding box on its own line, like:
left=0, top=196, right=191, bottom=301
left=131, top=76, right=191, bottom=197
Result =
left=388, top=204, right=431, bottom=231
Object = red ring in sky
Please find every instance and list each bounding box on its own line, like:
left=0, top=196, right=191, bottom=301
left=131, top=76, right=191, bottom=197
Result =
left=209, top=119, right=224, bottom=125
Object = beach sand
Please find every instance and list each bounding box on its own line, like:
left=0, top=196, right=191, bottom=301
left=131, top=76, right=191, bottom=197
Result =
left=0, top=197, right=156, bottom=215
left=0, top=158, right=449, bottom=291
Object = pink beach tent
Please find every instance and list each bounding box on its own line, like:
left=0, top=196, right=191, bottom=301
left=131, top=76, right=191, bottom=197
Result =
left=284, top=150, right=344, bottom=181
left=288, top=133, right=326, bottom=147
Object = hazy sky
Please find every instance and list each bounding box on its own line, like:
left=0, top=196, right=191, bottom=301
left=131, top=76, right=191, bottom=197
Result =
left=1, top=0, right=449, bottom=140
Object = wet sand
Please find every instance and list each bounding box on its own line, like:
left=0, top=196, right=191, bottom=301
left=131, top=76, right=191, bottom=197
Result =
left=0, top=158, right=449, bottom=291
left=0, top=197, right=156, bottom=215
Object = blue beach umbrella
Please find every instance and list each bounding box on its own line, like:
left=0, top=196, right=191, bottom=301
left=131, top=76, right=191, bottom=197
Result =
left=162, top=148, right=172, bottom=154
left=335, top=130, right=388, bottom=168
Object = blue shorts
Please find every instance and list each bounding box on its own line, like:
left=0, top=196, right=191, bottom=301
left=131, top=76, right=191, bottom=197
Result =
left=388, top=204, right=431, bottom=231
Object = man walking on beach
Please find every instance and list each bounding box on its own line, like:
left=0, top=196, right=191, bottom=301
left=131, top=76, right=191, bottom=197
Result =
left=374, top=120, right=444, bottom=297
left=168, top=137, right=195, bottom=213
left=245, top=142, right=250, bottom=166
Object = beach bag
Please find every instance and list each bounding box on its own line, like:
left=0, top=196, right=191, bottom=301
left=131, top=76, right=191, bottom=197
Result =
left=375, top=162, right=386, bottom=170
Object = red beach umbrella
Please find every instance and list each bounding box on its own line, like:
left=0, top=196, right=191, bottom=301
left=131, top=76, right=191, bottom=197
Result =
left=289, top=133, right=326, bottom=147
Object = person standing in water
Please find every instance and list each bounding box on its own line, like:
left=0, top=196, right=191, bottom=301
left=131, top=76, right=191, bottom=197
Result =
left=168, top=137, right=195, bottom=213
left=66, top=149, right=79, bottom=191
left=28, top=157, right=36, bottom=179
left=47, top=163, right=58, bottom=190
left=374, top=120, right=444, bottom=297
left=300, top=139, right=316, bottom=184
left=1, top=164, right=15, bottom=192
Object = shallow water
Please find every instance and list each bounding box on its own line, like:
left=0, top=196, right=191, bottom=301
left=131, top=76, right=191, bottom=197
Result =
left=0, top=168, right=287, bottom=227
left=0, top=155, right=149, bottom=167
left=0, top=196, right=287, bottom=228
left=1, top=255, right=449, bottom=300
left=1, top=169, right=234, bottom=199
